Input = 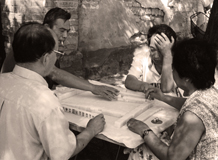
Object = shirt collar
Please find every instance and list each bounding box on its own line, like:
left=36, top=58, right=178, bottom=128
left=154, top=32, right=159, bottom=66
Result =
left=13, top=65, right=48, bottom=87
left=150, top=61, right=161, bottom=76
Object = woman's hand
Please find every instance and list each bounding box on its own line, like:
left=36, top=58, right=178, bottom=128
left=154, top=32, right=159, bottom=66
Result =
left=127, top=118, right=149, bottom=136
left=144, top=87, right=165, bottom=101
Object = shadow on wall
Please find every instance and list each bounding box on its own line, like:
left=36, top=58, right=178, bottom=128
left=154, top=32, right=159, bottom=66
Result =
left=83, top=45, right=137, bottom=81
left=78, top=0, right=140, bottom=52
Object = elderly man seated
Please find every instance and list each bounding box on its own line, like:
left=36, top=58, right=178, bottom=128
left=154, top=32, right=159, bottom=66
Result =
left=0, top=22, right=105, bottom=160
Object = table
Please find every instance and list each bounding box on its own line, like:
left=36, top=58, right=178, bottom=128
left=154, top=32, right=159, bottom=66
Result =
left=55, top=80, right=179, bottom=149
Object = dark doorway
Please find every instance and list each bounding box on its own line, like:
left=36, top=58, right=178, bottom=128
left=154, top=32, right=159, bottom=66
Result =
left=0, top=1, right=6, bottom=70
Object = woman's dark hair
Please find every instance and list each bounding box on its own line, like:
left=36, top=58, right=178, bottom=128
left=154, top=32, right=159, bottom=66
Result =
left=172, top=38, right=217, bottom=90
left=43, top=7, right=71, bottom=28
left=147, top=24, right=177, bottom=45
left=13, top=22, right=55, bottom=63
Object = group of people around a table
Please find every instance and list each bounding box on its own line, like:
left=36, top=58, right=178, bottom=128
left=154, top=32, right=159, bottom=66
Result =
left=0, top=7, right=218, bottom=160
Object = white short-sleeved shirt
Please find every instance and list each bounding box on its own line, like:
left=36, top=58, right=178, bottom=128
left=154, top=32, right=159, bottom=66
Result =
left=128, top=44, right=161, bottom=85
left=0, top=65, right=76, bottom=160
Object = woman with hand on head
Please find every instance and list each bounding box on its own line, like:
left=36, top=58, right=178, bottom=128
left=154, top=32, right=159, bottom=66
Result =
left=127, top=38, right=218, bottom=160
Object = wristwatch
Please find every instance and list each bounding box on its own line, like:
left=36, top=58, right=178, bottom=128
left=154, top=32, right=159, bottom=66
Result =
left=141, top=128, right=152, bottom=139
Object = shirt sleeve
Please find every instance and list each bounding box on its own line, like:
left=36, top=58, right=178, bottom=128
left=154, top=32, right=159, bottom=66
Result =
left=38, top=107, right=76, bottom=160
left=128, top=45, right=150, bottom=80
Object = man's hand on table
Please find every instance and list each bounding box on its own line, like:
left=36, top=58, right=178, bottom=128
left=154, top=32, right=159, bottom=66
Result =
left=91, top=85, right=120, bottom=100
left=86, top=114, right=106, bottom=137
left=139, top=82, right=154, bottom=92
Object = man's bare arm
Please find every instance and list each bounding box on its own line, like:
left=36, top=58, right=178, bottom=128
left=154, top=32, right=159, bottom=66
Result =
left=49, top=67, right=119, bottom=100
left=125, top=74, right=151, bottom=92
left=70, top=114, right=105, bottom=157
left=154, top=33, right=175, bottom=93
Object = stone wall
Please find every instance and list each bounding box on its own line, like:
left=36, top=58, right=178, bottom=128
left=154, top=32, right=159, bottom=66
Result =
left=79, top=0, right=209, bottom=82
left=1, top=0, right=82, bottom=74
left=1, top=0, right=213, bottom=84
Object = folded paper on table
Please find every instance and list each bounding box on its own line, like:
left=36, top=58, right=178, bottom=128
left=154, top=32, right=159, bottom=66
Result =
left=114, top=102, right=153, bottom=128
left=138, top=100, right=179, bottom=135
left=65, top=112, right=144, bottom=148
left=56, top=81, right=179, bottom=148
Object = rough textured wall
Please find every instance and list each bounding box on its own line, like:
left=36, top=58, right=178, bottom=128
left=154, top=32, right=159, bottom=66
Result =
left=0, top=1, right=6, bottom=69
left=1, top=0, right=79, bottom=49
left=79, top=0, right=202, bottom=53
left=78, top=0, right=138, bottom=52
left=1, top=0, right=213, bottom=84
left=1, top=0, right=82, bottom=75
left=80, top=0, right=207, bottom=82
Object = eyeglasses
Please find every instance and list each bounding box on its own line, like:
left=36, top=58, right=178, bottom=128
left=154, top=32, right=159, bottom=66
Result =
left=53, top=50, right=65, bottom=55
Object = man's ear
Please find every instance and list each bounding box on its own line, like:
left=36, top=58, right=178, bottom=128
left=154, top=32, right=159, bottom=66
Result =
left=184, top=78, right=191, bottom=85
left=185, top=78, right=190, bottom=82
left=41, top=53, right=50, bottom=67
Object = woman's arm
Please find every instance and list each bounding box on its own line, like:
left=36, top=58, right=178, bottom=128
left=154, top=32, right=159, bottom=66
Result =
left=161, top=95, right=186, bottom=111
left=127, top=111, right=205, bottom=160
left=145, top=87, right=186, bottom=110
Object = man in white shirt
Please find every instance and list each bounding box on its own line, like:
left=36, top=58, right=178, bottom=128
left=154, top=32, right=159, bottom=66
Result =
left=0, top=22, right=105, bottom=160
left=125, top=24, right=179, bottom=96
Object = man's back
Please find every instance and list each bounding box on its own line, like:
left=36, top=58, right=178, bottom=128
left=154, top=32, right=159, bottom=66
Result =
left=0, top=65, right=76, bottom=160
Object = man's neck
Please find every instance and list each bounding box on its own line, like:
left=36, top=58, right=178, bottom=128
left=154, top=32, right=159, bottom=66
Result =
left=16, top=63, right=46, bottom=77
